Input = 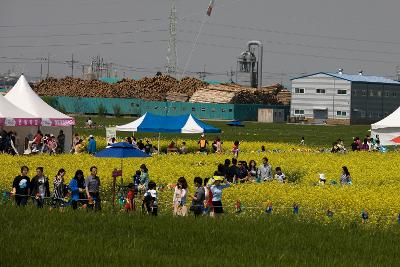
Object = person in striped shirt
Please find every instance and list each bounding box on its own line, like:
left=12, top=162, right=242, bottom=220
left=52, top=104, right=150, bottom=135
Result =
left=51, top=169, right=66, bottom=211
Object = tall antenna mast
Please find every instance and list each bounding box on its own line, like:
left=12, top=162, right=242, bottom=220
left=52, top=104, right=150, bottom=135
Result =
left=166, top=0, right=177, bottom=78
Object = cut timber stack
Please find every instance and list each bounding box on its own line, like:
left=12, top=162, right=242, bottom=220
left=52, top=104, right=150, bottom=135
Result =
left=189, top=83, right=284, bottom=105
left=33, top=76, right=290, bottom=105
left=33, top=76, right=207, bottom=101
left=166, top=92, right=189, bottom=102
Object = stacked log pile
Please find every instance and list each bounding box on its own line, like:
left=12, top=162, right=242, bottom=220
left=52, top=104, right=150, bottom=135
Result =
left=33, top=76, right=290, bottom=105
left=33, top=76, right=207, bottom=101
left=230, top=89, right=280, bottom=104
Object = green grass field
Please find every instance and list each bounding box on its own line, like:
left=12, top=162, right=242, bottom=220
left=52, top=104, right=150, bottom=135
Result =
left=73, top=115, right=370, bottom=147
left=1, top=206, right=399, bottom=266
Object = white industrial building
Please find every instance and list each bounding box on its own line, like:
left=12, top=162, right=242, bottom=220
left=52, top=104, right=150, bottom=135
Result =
left=290, top=70, right=400, bottom=125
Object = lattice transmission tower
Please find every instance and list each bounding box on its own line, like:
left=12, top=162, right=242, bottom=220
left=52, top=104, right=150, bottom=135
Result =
left=166, top=0, right=178, bottom=77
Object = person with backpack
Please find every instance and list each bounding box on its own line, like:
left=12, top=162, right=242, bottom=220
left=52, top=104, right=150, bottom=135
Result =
left=143, top=181, right=158, bottom=216
left=198, top=134, right=208, bottom=153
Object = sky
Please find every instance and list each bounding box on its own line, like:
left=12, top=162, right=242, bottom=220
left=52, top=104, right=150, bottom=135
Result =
left=1, top=0, right=400, bottom=86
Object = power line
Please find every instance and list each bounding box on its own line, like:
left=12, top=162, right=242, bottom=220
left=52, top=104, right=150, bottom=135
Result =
left=0, top=39, right=169, bottom=48
left=0, top=18, right=166, bottom=28
left=178, top=29, right=400, bottom=56
left=0, top=29, right=168, bottom=39
left=181, top=18, right=400, bottom=46
left=176, top=40, right=400, bottom=64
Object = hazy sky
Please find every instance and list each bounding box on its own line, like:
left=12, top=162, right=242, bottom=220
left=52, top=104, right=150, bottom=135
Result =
left=1, top=0, right=400, bottom=85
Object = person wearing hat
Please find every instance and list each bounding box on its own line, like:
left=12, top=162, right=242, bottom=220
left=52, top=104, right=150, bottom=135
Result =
left=210, top=171, right=231, bottom=216
left=87, top=135, right=97, bottom=155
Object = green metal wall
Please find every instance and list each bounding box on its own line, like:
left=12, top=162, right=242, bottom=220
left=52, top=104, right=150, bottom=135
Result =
left=52, top=96, right=289, bottom=121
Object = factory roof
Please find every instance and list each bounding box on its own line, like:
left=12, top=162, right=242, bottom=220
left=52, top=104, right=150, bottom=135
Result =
left=291, top=72, right=400, bottom=85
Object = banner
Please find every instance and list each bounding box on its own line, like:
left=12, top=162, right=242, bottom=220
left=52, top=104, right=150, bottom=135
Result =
left=106, top=127, right=117, bottom=140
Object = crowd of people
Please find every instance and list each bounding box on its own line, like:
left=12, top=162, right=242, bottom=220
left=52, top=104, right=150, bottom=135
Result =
left=0, top=129, right=67, bottom=156
left=331, top=134, right=382, bottom=153
left=8, top=154, right=352, bottom=217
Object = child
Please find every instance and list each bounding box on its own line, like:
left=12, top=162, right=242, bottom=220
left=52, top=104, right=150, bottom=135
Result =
left=125, top=183, right=135, bottom=212
left=300, top=137, right=305, bottom=146
left=143, top=181, right=158, bottom=216
left=132, top=170, right=141, bottom=194
left=274, top=167, right=286, bottom=183
left=232, top=141, right=240, bottom=158
left=319, top=173, right=326, bottom=185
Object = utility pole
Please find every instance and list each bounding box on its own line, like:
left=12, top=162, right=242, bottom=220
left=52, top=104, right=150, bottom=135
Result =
left=396, top=66, right=400, bottom=81
left=47, top=53, right=50, bottom=78
left=199, top=65, right=206, bottom=81
left=166, top=0, right=177, bottom=78
left=227, top=67, right=235, bottom=83
left=65, top=54, right=79, bottom=77
left=71, top=54, right=74, bottom=77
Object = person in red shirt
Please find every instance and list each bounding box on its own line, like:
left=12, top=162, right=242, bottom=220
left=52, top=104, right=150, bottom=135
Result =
left=125, top=183, right=135, bottom=212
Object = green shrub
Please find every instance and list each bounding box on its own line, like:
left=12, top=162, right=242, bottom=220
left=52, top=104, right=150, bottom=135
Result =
left=98, top=103, right=106, bottom=116
left=286, top=169, right=305, bottom=183
left=113, top=104, right=122, bottom=117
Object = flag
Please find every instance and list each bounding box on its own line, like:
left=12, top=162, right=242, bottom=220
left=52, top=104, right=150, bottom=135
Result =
left=207, top=0, right=215, bottom=16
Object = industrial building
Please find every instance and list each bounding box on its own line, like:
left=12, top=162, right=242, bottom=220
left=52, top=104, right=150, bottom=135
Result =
left=290, top=70, right=400, bottom=125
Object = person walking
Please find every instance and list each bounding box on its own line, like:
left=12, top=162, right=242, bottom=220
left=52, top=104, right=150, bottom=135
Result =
left=11, top=166, right=31, bottom=206
left=69, top=170, right=86, bottom=210
left=86, top=166, right=101, bottom=211
left=173, top=177, right=188, bottom=216
left=51, top=169, right=66, bottom=211
left=190, top=177, right=205, bottom=217
left=30, top=167, right=50, bottom=208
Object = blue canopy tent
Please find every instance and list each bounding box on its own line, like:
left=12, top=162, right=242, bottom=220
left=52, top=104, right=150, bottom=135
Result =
left=116, top=112, right=221, bottom=150
left=95, top=142, right=150, bottom=207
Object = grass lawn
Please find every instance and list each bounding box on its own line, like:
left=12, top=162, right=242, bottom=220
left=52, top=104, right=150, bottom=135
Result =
left=0, top=206, right=399, bottom=266
left=73, top=115, right=370, bottom=147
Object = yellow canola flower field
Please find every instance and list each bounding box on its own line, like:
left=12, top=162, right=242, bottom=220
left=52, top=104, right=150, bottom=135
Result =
left=1, top=143, right=399, bottom=227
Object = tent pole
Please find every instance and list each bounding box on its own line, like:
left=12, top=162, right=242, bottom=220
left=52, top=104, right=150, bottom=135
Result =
left=121, top=159, right=123, bottom=186
left=158, top=132, right=160, bottom=152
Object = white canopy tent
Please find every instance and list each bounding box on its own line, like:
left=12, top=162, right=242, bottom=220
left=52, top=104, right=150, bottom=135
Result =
left=5, top=75, right=75, bottom=151
left=371, top=107, right=400, bottom=145
left=0, top=94, right=41, bottom=153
